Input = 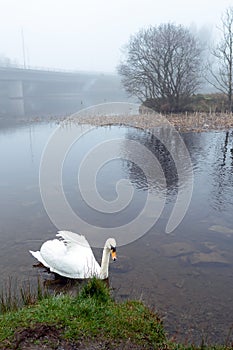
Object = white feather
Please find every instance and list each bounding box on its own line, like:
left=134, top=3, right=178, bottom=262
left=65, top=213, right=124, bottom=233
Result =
left=56, top=230, right=90, bottom=248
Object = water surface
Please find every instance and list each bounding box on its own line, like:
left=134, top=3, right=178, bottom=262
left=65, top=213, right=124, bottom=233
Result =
left=0, top=120, right=233, bottom=344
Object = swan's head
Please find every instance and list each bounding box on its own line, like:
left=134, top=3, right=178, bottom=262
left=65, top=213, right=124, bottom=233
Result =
left=105, top=238, right=117, bottom=261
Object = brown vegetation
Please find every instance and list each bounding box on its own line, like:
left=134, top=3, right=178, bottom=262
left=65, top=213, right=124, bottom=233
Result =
left=68, top=111, right=233, bottom=133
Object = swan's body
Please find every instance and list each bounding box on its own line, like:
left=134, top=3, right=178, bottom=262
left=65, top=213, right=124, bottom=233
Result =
left=29, top=231, right=116, bottom=279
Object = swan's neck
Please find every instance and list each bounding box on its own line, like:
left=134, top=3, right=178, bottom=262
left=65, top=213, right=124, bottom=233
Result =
left=100, top=247, right=110, bottom=279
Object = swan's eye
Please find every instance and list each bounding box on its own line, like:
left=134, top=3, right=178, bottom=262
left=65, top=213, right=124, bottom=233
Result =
left=110, top=246, right=117, bottom=261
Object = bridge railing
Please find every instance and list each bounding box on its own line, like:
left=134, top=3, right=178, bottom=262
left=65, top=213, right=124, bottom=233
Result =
left=0, top=63, right=82, bottom=73
left=0, top=64, right=110, bottom=75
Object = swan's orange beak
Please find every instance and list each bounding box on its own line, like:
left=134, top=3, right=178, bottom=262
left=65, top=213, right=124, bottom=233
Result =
left=111, top=249, right=117, bottom=261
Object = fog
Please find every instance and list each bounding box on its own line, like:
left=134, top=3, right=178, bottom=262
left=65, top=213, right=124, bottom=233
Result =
left=0, top=0, right=232, bottom=73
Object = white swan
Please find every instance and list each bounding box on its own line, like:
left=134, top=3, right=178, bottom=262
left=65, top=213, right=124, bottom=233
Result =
left=29, top=231, right=117, bottom=279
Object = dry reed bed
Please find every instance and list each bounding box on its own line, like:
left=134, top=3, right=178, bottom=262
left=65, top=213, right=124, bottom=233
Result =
left=66, top=112, right=233, bottom=132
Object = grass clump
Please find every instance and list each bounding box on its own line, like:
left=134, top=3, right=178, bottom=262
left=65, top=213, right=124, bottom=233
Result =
left=79, top=277, right=111, bottom=303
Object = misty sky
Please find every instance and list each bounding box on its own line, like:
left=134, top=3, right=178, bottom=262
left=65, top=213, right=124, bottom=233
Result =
left=0, top=0, right=232, bottom=73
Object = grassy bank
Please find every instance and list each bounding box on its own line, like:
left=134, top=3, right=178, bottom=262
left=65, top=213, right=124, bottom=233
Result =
left=0, top=278, right=165, bottom=349
left=0, top=279, right=232, bottom=349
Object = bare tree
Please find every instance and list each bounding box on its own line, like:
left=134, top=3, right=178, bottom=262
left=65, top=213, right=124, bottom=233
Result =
left=207, top=7, right=233, bottom=111
left=118, top=23, right=202, bottom=112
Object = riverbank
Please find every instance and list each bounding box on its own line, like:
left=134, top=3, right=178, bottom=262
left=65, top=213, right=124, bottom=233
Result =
left=0, top=279, right=231, bottom=350
left=66, top=112, right=233, bottom=132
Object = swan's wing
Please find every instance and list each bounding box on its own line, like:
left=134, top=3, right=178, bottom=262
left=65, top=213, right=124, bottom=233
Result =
left=56, top=231, right=101, bottom=277
left=40, top=239, right=100, bottom=278
left=56, top=230, right=91, bottom=248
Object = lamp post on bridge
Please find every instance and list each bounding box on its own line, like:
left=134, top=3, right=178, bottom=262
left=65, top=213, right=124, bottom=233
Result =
left=21, top=27, right=26, bottom=69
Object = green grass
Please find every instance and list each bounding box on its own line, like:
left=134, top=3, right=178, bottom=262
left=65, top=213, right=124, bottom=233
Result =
left=0, top=278, right=232, bottom=349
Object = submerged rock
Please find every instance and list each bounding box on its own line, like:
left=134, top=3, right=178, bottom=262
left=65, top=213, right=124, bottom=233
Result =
left=161, top=242, right=193, bottom=257
left=209, top=225, right=233, bottom=235
left=189, top=251, right=229, bottom=265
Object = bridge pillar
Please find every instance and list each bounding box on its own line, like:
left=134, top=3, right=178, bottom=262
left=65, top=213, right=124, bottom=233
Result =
left=0, top=80, right=25, bottom=117
left=7, top=80, right=25, bottom=117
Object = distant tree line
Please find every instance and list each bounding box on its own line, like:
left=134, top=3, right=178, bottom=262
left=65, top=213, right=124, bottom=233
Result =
left=118, top=7, right=233, bottom=113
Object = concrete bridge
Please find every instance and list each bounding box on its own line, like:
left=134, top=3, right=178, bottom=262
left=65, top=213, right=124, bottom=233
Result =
left=0, top=66, right=127, bottom=117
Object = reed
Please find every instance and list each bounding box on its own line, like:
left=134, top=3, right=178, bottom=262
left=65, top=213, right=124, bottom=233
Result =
left=0, top=277, right=48, bottom=314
